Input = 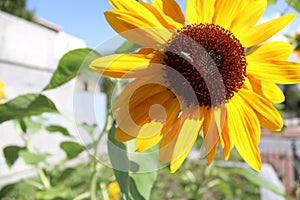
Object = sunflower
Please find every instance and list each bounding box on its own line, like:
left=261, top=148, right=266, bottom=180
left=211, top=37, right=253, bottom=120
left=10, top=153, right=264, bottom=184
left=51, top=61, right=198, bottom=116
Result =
left=90, top=0, right=300, bottom=173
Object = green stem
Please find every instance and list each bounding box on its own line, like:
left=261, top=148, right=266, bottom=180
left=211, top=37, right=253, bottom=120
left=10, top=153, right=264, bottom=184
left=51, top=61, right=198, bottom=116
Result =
left=24, top=133, right=51, bottom=190
left=90, top=169, right=100, bottom=200
left=100, top=182, right=109, bottom=200
left=90, top=78, right=117, bottom=200
left=90, top=111, right=112, bottom=200
left=24, top=179, right=44, bottom=190
left=60, top=113, right=77, bottom=124
left=37, top=166, right=51, bottom=189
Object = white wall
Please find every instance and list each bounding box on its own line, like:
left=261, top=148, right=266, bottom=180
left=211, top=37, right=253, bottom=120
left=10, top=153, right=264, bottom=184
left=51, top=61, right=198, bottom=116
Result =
left=0, top=11, right=88, bottom=186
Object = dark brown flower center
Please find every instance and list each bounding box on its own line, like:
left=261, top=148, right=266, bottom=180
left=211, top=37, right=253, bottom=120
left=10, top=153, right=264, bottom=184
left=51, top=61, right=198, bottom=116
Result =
left=163, top=23, right=247, bottom=107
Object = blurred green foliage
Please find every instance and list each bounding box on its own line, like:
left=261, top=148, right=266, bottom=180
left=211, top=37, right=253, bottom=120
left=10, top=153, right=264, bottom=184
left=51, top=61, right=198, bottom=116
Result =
left=0, top=160, right=261, bottom=200
left=0, top=0, right=35, bottom=22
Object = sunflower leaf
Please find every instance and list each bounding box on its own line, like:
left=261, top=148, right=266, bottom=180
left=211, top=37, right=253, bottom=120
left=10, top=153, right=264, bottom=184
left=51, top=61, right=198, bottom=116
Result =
left=224, top=167, right=286, bottom=197
left=115, top=41, right=142, bottom=54
left=0, top=94, right=59, bottom=124
left=79, top=122, right=97, bottom=135
left=43, top=48, right=101, bottom=91
left=286, top=0, right=300, bottom=12
left=36, top=186, right=68, bottom=199
left=46, top=125, right=72, bottom=137
left=107, top=125, right=158, bottom=200
left=19, top=150, right=50, bottom=165
left=267, top=0, right=277, bottom=5
left=3, top=145, right=25, bottom=167
left=283, top=34, right=295, bottom=42
left=14, top=119, right=27, bottom=133
left=24, top=117, right=43, bottom=134
left=60, top=141, right=85, bottom=159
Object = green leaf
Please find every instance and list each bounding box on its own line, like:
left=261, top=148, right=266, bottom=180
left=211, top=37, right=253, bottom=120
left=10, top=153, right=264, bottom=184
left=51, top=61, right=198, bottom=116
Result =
left=79, top=122, right=97, bottom=135
left=115, top=41, right=142, bottom=53
left=24, top=118, right=43, bottom=134
left=215, top=182, right=234, bottom=196
left=3, top=145, right=25, bottom=167
left=43, top=48, right=101, bottom=91
left=36, top=186, right=68, bottom=200
left=14, top=119, right=27, bottom=133
left=267, top=0, right=277, bottom=5
left=14, top=117, right=43, bottom=134
left=19, top=150, right=50, bottom=165
left=56, top=168, right=76, bottom=182
left=287, top=0, right=300, bottom=12
left=60, top=141, right=85, bottom=159
left=283, top=34, right=295, bottom=42
left=129, top=172, right=157, bottom=200
left=0, top=184, right=15, bottom=198
left=0, top=94, right=59, bottom=124
left=225, top=167, right=286, bottom=197
left=195, top=135, right=204, bottom=150
left=108, top=125, right=158, bottom=200
left=46, top=125, right=71, bottom=137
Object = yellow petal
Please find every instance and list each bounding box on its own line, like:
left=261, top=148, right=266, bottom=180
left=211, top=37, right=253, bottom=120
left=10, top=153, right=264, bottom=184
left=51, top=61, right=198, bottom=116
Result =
left=247, top=60, right=300, bottom=84
left=247, top=74, right=285, bottom=104
left=239, top=88, right=283, bottom=132
left=159, top=117, right=182, bottom=164
left=109, top=0, right=169, bottom=29
left=239, top=14, right=296, bottom=47
left=243, top=77, right=253, bottom=91
left=186, top=0, right=215, bottom=24
left=206, top=139, right=220, bottom=166
left=135, top=98, right=180, bottom=152
left=246, top=42, right=293, bottom=62
left=115, top=127, right=135, bottom=142
left=0, top=80, right=4, bottom=88
left=127, top=84, right=168, bottom=110
left=0, top=79, right=5, bottom=98
left=0, top=92, right=5, bottom=99
left=231, top=0, right=267, bottom=36
left=135, top=121, right=164, bottom=152
left=152, top=0, right=185, bottom=30
left=116, top=89, right=173, bottom=137
left=295, top=49, right=300, bottom=58
left=203, top=108, right=221, bottom=165
left=104, top=10, right=172, bottom=47
left=112, top=81, right=167, bottom=112
left=212, top=105, right=233, bottom=160
left=137, top=48, right=157, bottom=55
left=227, top=94, right=262, bottom=171
left=212, top=0, right=243, bottom=30
left=219, top=109, right=232, bottom=160
left=90, top=53, right=163, bottom=78
left=139, top=3, right=174, bottom=29
left=170, top=106, right=204, bottom=173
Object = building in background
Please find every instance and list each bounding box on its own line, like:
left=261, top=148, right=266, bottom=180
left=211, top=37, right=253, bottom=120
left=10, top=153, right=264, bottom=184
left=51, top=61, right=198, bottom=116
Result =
left=260, top=128, right=300, bottom=195
left=0, top=10, right=86, bottom=186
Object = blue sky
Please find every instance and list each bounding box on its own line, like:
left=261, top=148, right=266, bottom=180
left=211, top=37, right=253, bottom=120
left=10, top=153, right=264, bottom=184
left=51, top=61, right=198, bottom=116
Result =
left=26, top=0, right=300, bottom=48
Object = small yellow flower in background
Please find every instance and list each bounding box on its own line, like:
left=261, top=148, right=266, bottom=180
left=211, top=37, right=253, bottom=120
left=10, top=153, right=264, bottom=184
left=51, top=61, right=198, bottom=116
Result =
left=90, top=0, right=300, bottom=173
left=0, top=77, right=5, bottom=102
left=107, top=181, right=121, bottom=200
